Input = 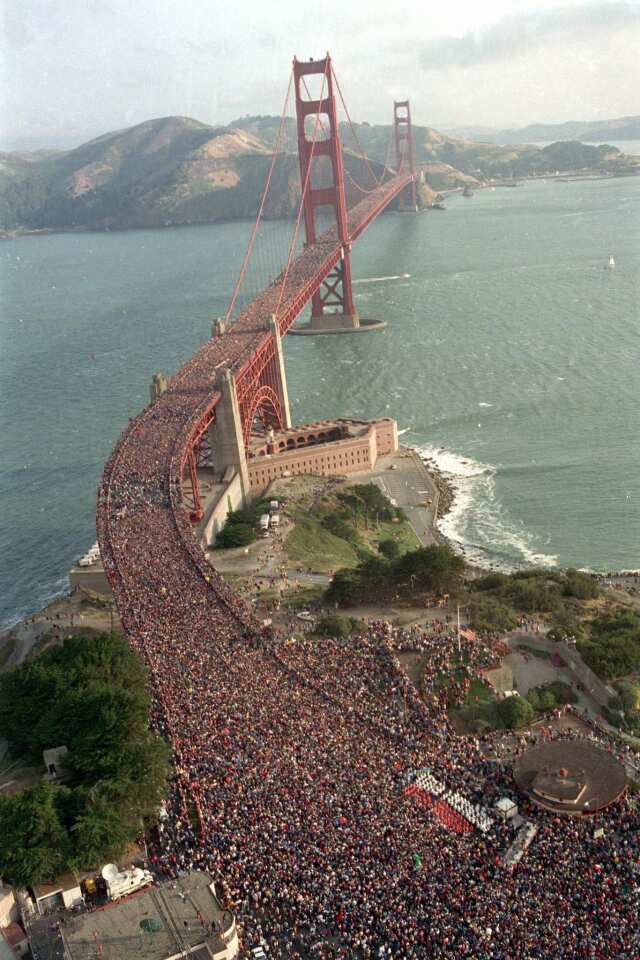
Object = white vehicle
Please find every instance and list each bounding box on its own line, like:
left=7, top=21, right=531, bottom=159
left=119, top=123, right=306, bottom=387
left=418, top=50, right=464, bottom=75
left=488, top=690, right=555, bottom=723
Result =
left=101, top=863, right=153, bottom=901
left=270, top=513, right=280, bottom=527
left=259, top=514, right=270, bottom=531
left=269, top=500, right=279, bottom=512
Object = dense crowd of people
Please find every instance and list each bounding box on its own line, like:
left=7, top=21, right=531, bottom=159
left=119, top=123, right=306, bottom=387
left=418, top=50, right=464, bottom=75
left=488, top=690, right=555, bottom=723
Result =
left=95, top=233, right=639, bottom=958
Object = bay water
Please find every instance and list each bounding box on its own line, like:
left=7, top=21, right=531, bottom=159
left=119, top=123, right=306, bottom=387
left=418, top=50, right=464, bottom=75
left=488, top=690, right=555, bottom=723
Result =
left=1, top=176, right=638, bottom=628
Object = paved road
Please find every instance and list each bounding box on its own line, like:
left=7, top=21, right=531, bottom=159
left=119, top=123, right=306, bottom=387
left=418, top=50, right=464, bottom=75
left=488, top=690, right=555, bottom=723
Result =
left=363, top=451, right=440, bottom=546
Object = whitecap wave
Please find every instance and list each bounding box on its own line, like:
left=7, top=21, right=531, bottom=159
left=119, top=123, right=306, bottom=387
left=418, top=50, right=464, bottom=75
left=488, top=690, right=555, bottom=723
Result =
left=416, top=444, right=559, bottom=571
left=353, top=274, right=410, bottom=284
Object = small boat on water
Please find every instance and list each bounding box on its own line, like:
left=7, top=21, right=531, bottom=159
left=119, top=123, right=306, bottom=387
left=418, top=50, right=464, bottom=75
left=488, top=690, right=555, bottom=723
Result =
left=605, top=255, right=616, bottom=270
left=462, top=185, right=474, bottom=197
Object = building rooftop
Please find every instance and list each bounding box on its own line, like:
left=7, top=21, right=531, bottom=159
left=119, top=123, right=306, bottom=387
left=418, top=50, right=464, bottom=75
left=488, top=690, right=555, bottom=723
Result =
left=28, top=872, right=236, bottom=960
left=514, top=739, right=627, bottom=814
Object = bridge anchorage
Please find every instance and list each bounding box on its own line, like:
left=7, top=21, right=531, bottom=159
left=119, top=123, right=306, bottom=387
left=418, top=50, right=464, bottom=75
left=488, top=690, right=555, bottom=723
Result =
left=135, top=54, right=418, bottom=525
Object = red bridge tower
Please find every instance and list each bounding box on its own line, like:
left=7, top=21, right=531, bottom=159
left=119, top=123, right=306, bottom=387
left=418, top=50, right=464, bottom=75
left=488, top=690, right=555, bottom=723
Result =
left=394, top=100, right=417, bottom=210
left=293, top=55, right=360, bottom=332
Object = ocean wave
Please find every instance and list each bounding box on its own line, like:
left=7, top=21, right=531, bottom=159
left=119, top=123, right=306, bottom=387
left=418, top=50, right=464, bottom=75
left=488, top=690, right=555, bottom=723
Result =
left=353, top=274, right=410, bottom=284
left=417, top=444, right=559, bottom=571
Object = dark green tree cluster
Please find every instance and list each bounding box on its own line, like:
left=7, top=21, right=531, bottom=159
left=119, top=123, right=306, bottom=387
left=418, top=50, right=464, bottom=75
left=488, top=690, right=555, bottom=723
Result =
left=496, top=694, right=535, bottom=729
left=578, top=608, right=640, bottom=679
left=215, top=500, right=270, bottom=548
left=326, top=544, right=465, bottom=606
left=465, top=567, right=599, bottom=633
left=0, top=634, right=169, bottom=886
left=321, top=513, right=361, bottom=546
left=527, top=681, right=577, bottom=713
left=464, top=595, right=519, bottom=633
left=315, top=614, right=366, bottom=638
left=336, top=484, right=403, bottom=525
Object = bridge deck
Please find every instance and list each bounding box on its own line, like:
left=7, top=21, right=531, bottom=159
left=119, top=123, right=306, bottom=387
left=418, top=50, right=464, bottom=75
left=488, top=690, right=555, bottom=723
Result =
left=96, top=169, right=412, bottom=831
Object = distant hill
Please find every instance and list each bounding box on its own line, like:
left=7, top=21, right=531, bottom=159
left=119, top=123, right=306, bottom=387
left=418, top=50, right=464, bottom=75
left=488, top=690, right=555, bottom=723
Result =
left=232, top=116, right=636, bottom=183
left=1, top=115, right=637, bottom=234
left=445, top=116, right=640, bottom=145
left=0, top=116, right=395, bottom=233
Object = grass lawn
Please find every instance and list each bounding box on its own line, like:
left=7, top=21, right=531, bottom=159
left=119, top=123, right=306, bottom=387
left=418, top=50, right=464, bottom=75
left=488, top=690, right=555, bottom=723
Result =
left=285, top=511, right=360, bottom=572
left=284, top=495, right=419, bottom=574
left=449, top=680, right=503, bottom=732
left=367, top=519, right=420, bottom=554
left=466, top=678, right=494, bottom=703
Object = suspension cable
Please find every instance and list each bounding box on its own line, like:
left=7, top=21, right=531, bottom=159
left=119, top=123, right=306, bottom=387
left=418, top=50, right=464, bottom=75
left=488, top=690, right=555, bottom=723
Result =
left=331, top=66, right=383, bottom=188
left=224, top=71, right=294, bottom=323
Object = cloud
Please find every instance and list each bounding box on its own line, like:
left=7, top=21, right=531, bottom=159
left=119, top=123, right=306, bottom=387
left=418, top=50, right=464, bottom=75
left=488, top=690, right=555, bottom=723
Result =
left=420, top=1, right=640, bottom=69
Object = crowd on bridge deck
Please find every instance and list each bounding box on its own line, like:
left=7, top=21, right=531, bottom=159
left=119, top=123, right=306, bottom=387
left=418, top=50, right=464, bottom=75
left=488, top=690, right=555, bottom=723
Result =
left=97, top=416, right=640, bottom=959
left=95, top=228, right=638, bottom=957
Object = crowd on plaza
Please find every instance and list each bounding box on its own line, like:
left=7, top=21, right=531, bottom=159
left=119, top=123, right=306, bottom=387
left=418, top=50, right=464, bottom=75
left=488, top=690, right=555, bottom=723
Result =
left=95, top=220, right=639, bottom=958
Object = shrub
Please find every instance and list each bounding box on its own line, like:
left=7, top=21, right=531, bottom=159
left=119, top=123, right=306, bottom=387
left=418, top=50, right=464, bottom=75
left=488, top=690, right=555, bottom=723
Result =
left=326, top=569, right=361, bottom=606
left=578, top=609, right=640, bottom=678
left=563, top=569, right=599, bottom=600
left=466, top=595, right=519, bottom=633
left=215, top=522, right=256, bottom=548
left=321, top=514, right=360, bottom=544
left=393, top=544, right=465, bottom=592
left=379, top=539, right=401, bottom=560
left=471, top=573, right=510, bottom=592
left=615, top=680, right=640, bottom=715
left=316, top=614, right=352, bottom=638
left=497, top=694, right=535, bottom=729
left=337, top=484, right=396, bottom=524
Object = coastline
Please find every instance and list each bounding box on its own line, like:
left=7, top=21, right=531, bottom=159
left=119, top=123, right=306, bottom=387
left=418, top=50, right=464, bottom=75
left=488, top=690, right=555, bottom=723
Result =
left=2, top=167, right=638, bottom=242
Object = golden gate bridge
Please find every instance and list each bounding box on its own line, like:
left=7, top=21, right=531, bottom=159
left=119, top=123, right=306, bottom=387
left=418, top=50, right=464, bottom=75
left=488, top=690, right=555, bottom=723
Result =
left=96, top=51, right=417, bottom=799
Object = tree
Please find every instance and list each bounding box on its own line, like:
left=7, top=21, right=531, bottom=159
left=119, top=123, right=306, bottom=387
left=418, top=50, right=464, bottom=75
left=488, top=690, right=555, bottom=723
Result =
left=497, top=695, right=534, bottom=730
left=466, top=595, right=518, bottom=633
left=563, top=569, right=599, bottom=600
left=71, top=787, right=137, bottom=868
left=316, top=614, right=352, bottom=638
left=394, top=544, right=465, bottom=592
left=325, top=569, right=361, bottom=606
left=215, top=522, right=256, bottom=548
left=0, top=781, right=72, bottom=886
left=616, top=680, right=640, bottom=715
left=0, top=634, right=169, bottom=886
left=379, top=539, right=401, bottom=560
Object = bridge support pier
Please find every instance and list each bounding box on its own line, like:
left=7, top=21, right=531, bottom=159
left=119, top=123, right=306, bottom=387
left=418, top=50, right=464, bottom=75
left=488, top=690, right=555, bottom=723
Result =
left=207, top=368, right=250, bottom=506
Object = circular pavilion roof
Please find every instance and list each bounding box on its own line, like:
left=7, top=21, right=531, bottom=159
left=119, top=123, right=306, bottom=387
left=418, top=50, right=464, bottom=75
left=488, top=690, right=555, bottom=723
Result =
left=513, top=739, right=626, bottom=815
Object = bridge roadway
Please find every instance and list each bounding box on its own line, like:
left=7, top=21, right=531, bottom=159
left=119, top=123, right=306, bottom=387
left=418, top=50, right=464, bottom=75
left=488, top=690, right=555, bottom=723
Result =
left=96, top=172, right=412, bottom=747
left=97, top=171, right=412, bottom=627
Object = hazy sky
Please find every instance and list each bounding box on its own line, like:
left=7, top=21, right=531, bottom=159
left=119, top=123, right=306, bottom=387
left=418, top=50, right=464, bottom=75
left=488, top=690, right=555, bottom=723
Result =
left=2, top=0, right=639, bottom=150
